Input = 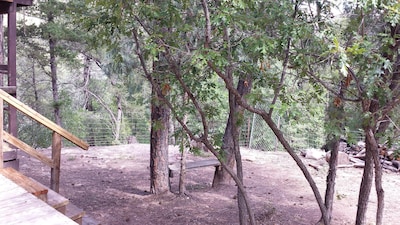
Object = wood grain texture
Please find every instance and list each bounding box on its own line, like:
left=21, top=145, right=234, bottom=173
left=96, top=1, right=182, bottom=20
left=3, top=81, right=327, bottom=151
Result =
left=0, top=174, right=78, bottom=225
left=0, top=167, right=48, bottom=201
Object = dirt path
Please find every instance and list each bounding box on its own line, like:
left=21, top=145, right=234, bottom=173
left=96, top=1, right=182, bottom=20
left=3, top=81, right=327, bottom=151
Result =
left=19, top=144, right=399, bottom=225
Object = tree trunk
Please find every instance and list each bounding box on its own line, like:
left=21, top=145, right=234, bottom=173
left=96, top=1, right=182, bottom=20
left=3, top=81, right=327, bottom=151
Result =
left=228, top=88, right=251, bottom=224
left=214, top=77, right=252, bottom=186
left=48, top=13, right=61, bottom=126
left=258, top=112, right=330, bottom=224
left=178, top=95, right=188, bottom=196
left=150, top=85, right=170, bottom=194
left=323, top=139, right=339, bottom=223
left=321, top=80, right=346, bottom=223
left=365, top=128, right=384, bottom=225
left=374, top=151, right=384, bottom=225
left=356, top=133, right=374, bottom=225
left=82, top=55, right=93, bottom=111
left=114, top=95, right=122, bottom=143
left=178, top=139, right=187, bottom=195
left=31, top=60, right=38, bottom=103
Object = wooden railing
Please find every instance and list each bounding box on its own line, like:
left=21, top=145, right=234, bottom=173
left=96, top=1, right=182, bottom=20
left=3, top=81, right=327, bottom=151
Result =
left=0, top=89, right=89, bottom=192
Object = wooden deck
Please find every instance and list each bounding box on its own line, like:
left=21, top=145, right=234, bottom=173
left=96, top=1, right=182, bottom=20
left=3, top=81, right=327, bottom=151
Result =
left=0, top=174, right=78, bottom=225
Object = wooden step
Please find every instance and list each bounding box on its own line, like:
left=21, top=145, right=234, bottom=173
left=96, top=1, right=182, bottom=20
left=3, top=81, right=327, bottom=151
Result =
left=45, top=184, right=70, bottom=214
left=82, top=215, right=102, bottom=225
left=66, top=203, right=86, bottom=225
left=0, top=167, right=48, bottom=201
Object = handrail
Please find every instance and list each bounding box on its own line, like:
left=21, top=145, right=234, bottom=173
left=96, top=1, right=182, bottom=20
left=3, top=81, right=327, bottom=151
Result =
left=0, top=89, right=89, bottom=192
left=3, top=131, right=54, bottom=168
left=0, top=89, right=89, bottom=150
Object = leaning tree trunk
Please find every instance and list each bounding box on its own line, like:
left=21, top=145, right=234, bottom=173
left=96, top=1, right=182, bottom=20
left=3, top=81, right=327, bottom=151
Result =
left=149, top=84, right=171, bottom=194
left=229, top=89, right=252, bottom=225
left=214, top=76, right=251, bottom=186
left=366, top=128, right=384, bottom=225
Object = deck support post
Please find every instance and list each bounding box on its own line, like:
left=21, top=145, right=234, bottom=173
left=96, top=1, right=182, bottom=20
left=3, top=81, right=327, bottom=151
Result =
left=50, top=131, right=61, bottom=192
left=0, top=99, right=3, bottom=168
left=7, top=2, right=17, bottom=137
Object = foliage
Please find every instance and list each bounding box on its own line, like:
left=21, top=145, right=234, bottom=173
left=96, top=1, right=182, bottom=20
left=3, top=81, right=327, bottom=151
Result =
left=12, top=0, right=400, bottom=224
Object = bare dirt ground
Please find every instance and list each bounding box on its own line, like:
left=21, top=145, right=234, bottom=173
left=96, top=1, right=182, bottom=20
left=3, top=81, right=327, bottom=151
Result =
left=19, top=144, right=399, bottom=225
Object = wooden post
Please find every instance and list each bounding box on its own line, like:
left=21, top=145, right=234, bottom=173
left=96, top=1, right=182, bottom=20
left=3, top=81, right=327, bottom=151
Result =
left=7, top=2, right=17, bottom=137
left=50, top=131, right=61, bottom=192
left=0, top=99, right=3, bottom=168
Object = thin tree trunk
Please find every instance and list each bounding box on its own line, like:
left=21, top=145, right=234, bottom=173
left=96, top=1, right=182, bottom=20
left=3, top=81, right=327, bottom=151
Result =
left=229, top=88, right=251, bottom=225
left=114, top=95, right=122, bottom=143
left=178, top=140, right=187, bottom=195
left=82, top=55, right=93, bottom=111
left=365, top=129, right=384, bottom=225
left=178, top=94, right=188, bottom=196
left=31, top=59, right=38, bottom=104
left=48, top=13, right=61, bottom=126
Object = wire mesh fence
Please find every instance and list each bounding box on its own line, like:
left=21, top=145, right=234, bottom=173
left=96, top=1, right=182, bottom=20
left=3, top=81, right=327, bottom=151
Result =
left=239, top=112, right=326, bottom=151
left=76, top=113, right=327, bottom=152
left=16, top=109, right=330, bottom=151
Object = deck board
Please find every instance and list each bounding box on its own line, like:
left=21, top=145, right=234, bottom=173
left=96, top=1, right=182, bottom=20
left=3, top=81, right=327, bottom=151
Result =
left=0, top=174, right=77, bottom=225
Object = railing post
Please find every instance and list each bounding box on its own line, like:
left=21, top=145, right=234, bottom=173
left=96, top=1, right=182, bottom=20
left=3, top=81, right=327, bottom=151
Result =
left=0, top=98, right=3, bottom=168
left=50, top=131, right=61, bottom=192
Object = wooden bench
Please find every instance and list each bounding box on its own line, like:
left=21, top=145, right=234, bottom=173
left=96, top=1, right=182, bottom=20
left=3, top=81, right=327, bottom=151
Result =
left=168, top=159, right=221, bottom=176
left=168, top=159, right=221, bottom=187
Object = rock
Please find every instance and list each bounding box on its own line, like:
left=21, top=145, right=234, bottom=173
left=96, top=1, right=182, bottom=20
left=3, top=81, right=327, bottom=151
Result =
left=325, top=151, right=350, bottom=165
left=392, top=161, right=400, bottom=169
left=127, top=136, right=138, bottom=144
left=301, top=148, right=326, bottom=160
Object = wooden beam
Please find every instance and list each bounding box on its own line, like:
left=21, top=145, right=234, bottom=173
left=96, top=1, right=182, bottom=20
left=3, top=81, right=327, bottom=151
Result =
left=0, top=86, right=16, bottom=94
left=0, top=89, right=89, bottom=150
left=0, top=2, right=11, bottom=14
left=3, top=131, right=54, bottom=168
left=15, top=0, right=32, bottom=6
left=0, top=64, right=7, bottom=72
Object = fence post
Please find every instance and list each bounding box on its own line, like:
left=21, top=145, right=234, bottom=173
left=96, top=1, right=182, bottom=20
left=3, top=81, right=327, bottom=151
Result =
left=0, top=99, right=3, bottom=168
left=50, top=131, right=61, bottom=192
